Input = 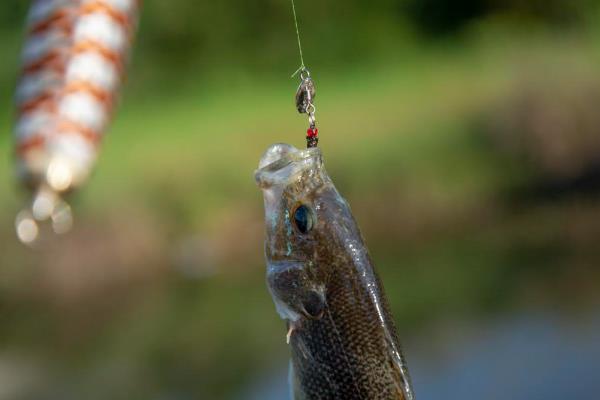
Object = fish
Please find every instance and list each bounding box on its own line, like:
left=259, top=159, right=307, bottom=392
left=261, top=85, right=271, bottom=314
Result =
left=255, top=143, right=414, bottom=400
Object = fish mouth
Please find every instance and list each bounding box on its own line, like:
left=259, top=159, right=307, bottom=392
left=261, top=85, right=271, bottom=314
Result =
left=255, top=143, right=322, bottom=188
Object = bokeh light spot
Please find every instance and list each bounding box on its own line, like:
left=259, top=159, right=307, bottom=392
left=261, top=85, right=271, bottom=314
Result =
left=15, top=211, right=39, bottom=244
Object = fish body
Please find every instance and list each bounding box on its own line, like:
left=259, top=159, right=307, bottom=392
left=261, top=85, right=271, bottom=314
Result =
left=256, top=144, right=414, bottom=400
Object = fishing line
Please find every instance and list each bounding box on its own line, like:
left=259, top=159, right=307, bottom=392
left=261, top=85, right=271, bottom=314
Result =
left=290, top=0, right=306, bottom=77
left=289, top=0, right=319, bottom=148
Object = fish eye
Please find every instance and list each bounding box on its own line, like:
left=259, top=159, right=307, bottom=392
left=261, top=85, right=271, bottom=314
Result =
left=292, top=204, right=315, bottom=234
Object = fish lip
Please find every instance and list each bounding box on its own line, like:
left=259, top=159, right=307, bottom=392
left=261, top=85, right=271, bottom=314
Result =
left=254, top=145, right=322, bottom=188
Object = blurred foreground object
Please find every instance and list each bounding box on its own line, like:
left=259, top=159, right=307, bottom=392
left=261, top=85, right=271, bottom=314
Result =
left=14, top=0, right=139, bottom=244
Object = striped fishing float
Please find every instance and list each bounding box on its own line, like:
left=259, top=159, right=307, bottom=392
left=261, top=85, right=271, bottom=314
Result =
left=14, top=0, right=139, bottom=244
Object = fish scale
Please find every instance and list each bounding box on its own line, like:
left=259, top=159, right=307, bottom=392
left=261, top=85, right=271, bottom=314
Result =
left=256, top=143, right=414, bottom=399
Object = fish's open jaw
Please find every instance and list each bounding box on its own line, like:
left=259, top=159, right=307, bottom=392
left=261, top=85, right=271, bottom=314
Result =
left=255, top=143, right=322, bottom=188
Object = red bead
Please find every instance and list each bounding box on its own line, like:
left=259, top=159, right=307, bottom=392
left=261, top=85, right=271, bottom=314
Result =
left=307, top=128, right=318, bottom=138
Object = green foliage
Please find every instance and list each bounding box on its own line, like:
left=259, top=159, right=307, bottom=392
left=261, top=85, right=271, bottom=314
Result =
left=3, top=0, right=596, bottom=90
left=403, top=0, right=595, bottom=34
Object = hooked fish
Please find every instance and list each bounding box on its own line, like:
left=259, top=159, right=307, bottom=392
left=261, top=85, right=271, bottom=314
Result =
left=255, top=143, right=414, bottom=400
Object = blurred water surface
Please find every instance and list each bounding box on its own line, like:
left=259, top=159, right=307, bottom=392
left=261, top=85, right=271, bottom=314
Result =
left=244, top=310, right=600, bottom=400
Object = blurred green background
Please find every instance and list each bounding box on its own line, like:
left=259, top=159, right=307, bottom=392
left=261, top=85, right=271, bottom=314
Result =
left=1, top=1, right=600, bottom=399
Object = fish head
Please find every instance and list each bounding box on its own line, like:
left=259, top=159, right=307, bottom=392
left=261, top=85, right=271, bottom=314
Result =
left=255, top=143, right=351, bottom=323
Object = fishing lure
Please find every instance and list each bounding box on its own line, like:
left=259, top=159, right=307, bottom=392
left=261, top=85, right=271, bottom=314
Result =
left=14, top=0, right=139, bottom=244
left=256, top=64, right=414, bottom=400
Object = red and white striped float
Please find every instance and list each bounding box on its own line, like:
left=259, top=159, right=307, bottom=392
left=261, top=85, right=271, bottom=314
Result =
left=14, top=0, right=139, bottom=243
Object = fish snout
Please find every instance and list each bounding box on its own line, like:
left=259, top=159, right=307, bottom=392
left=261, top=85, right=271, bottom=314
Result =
left=254, top=143, right=322, bottom=189
left=258, top=143, right=297, bottom=169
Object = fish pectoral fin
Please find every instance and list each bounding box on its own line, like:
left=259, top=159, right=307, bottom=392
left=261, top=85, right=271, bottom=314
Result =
left=288, top=360, right=304, bottom=400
